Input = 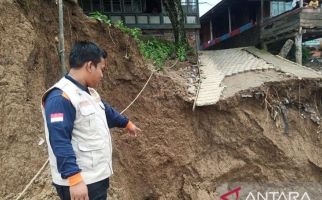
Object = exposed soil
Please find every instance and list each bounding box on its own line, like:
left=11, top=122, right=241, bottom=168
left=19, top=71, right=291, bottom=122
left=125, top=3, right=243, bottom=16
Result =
left=1, top=1, right=322, bottom=200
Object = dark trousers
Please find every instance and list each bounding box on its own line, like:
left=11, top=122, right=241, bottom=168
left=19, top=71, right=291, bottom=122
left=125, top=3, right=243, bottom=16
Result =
left=53, top=178, right=109, bottom=200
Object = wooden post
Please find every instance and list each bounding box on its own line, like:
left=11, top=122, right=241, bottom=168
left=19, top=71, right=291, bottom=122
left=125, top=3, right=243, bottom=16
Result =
left=58, top=0, right=67, bottom=76
left=260, top=0, right=265, bottom=50
left=261, top=42, right=268, bottom=50
left=228, top=7, right=231, bottom=32
left=196, top=29, right=200, bottom=50
left=260, top=0, right=264, bottom=24
left=210, top=20, right=213, bottom=40
left=295, top=28, right=303, bottom=65
left=279, top=39, right=294, bottom=58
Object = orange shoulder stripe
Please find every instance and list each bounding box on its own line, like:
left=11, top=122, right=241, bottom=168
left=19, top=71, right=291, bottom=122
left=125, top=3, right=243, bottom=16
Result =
left=61, top=92, right=70, bottom=100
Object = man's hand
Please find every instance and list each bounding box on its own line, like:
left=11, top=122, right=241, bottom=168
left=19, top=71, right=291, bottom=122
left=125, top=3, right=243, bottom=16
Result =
left=70, top=181, right=89, bottom=200
left=126, top=121, right=142, bottom=137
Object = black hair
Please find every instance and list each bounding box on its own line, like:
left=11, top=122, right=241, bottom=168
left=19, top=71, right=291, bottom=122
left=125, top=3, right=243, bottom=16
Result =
left=69, top=41, right=108, bottom=69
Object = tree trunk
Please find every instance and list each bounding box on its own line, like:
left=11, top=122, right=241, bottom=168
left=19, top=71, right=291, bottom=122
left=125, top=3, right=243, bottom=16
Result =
left=163, top=0, right=187, bottom=48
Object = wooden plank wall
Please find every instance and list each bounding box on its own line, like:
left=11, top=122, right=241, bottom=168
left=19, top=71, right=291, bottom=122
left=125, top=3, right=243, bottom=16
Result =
left=260, top=8, right=322, bottom=44
left=301, top=9, right=322, bottom=28
left=301, top=8, right=322, bottom=40
left=261, top=12, right=300, bottom=44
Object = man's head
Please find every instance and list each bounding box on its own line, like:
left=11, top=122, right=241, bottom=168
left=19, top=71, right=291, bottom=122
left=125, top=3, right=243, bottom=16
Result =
left=69, top=41, right=107, bottom=88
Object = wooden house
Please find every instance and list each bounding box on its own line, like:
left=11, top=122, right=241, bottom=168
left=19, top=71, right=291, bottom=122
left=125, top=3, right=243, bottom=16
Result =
left=78, top=0, right=201, bottom=48
left=200, top=0, right=322, bottom=64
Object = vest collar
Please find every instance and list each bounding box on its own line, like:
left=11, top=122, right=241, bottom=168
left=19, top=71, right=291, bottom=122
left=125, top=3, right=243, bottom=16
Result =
left=65, top=74, right=90, bottom=94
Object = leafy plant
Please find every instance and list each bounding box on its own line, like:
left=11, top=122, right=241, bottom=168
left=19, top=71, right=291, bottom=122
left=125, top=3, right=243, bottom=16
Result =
left=176, top=45, right=187, bottom=62
left=114, top=21, right=141, bottom=41
left=302, top=45, right=310, bottom=64
left=114, top=21, right=175, bottom=69
left=139, top=38, right=175, bottom=70
left=89, top=11, right=112, bottom=26
left=88, top=11, right=185, bottom=70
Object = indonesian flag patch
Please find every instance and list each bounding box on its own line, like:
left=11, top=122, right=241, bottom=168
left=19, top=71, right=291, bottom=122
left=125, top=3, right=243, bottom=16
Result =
left=50, top=113, right=64, bottom=123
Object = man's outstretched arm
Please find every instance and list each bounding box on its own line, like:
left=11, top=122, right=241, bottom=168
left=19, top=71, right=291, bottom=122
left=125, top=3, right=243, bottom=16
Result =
left=103, top=101, right=141, bottom=136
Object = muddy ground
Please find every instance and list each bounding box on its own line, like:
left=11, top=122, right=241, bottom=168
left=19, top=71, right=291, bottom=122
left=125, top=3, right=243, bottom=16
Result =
left=1, top=1, right=322, bottom=200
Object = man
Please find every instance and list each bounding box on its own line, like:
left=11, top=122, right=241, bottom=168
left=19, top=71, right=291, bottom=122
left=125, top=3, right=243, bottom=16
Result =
left=308, top=0, right=319, bottom=8
left=41, top=41, right=141, bottom=200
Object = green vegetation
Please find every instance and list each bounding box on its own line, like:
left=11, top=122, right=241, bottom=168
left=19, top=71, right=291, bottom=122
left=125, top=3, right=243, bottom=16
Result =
left=114, top=20, right=176, bottom=69
left=176, top=44, right=187, bottom=62
left=89, top=11, right=112, bottom=26
left=89, top=12, right=187, bottom=70
left=302, top=45, right=310, bottom=64
left=139, top=38, right=175, bottom=70
left=114, top=21, right=141, bottom=42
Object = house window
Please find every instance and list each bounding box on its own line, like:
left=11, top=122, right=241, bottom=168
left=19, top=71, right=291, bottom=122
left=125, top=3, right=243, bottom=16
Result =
left=181, top=0, right=188, bottom=13
left=163, top=16, right=171, bottom=24
left=110, top=15, right=122, bottom=22
left=150, top=16, right=161, bottom=24
left=187, top=0, right=197, bottom=13
left=80, top=0, right=122, bottom=13
left=92, top=0, right=101, bottom=10
left=125, top=16, right=136, bottom=24
left=138, top=16, right=148, bottom=24
left=124, top=0, right=141, bottom=12
left=112, top=0, right=122, bottom=12
left=103, top=0, right=111, bottom=12
left=124, top=0, right=132, bottom=12
left=79, top=0, right=91, bottom=12
left=181, top=0, right=197, bottom=14
left=271, top=1, right=292, bottom=16
left=187, top=16, right=196, bottom=24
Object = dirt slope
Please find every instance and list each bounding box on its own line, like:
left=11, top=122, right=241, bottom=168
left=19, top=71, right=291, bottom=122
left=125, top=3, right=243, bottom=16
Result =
left=1, top=1, right=322, bottom=200
left=0, top=0, right=149, bottom=198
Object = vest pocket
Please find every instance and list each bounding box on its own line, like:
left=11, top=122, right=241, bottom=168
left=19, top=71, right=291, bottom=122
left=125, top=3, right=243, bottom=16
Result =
left=76, top=141, right=107, bottom=170
left=79, top=104, right=95, bottom=115
left=78, top=105, right=99, bottom=139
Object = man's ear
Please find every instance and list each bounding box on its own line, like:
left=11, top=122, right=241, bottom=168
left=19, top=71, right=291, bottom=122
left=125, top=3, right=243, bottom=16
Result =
left=85, top=61, right=92, bottom=73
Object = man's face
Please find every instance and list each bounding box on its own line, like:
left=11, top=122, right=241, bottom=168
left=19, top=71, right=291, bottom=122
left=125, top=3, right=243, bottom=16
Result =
left=87, top=58, right=106, bottom=88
